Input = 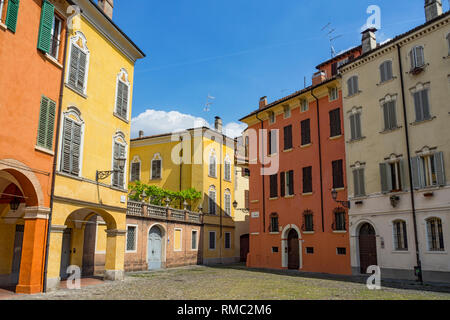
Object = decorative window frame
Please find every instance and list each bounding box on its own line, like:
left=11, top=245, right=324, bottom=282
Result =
left=191, top=229, right=199, bottom=251
left=125, top=224, right=138, bottom=253
left=57, top=106, right=85, bottom=177
left=65, top=31, right=90, bottom=95
left=300, top=98, right=309, bottom=112
left=347, top=106, right=364, bottom=141
left=150, top=153, right=163, bottom=180
left=224, top=189, right=232, bottom=216
left=208, top=185, right=217, bottom=214
left=209, top=148, right=217, bottom=178
left=379, top=60, right=395, bottom=84
left=379, top=93, right=400, bottom=131
left=111, top=130, right=128, bottom=189
left=130, top=155, right=141, bottom=182
left=114, top=68, right=131, bottom=121
left=283, top=104, right=291, bottom=119
left=328, top=86, right=339, bottom=102
left=409, top=45, right=426, bottom=70
left=224, top=154, right=232, bottom=181
left=268, top=111, right=276, bottom=125
left=347, top=75, right=360, bottom=97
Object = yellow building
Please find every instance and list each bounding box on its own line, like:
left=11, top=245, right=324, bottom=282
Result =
left=129, top=119, right=240, bottom=265
left=45, top=0, right=144, bottom=290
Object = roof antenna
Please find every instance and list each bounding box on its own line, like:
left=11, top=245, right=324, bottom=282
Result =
left=322, top=22, right=342, bottom=58
left=204, top=94, right=215, bottom=112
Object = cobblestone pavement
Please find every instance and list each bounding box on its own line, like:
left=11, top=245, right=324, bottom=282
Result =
left=6, top=265, right=450, bottom=300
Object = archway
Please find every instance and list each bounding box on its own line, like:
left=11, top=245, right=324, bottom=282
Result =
left=281, top=224, right=302, bottom=269
left=287, top=229, right=300, bottom=270
left=358, top=223, right=377, bottom=273
left=148, top=225, right=164, bottom=270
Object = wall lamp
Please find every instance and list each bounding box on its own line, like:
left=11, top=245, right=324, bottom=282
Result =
left=331, top=188, right=351, bottom=209
left=96, top=157, right=127, bottom=182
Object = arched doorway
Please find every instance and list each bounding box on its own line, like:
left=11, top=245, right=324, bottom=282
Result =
left=148, top=226, right=163, bottom=270
left=359, top=223, right=377, bottom=273
left=82, top=215, right=98, bottom=277
left=287, top=229, right=300, bottom=270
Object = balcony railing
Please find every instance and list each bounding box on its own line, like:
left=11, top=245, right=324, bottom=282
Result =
left=127, top=201, right=203, bottom=224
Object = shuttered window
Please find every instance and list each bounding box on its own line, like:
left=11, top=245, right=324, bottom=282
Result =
left=302, top=166, right=312, bottom=194
left=130, top=162, right=140, bottom=182
left=382, top=101, right=397, bottom=130
left=380, top=61, right=393, bottom=83
left=269, top=174, right=278, bottom=198
left=353, top=168, right=365, bottom=197
left=301, top=119, right=311, bottom=145
left=329, top=87, right=338, bottom=101
left=61, top=117, right=82, bottom=176
left=413, top=89, right=431, bottom=122
left=380, top=160, right=405, bottom=193
left=5, top=0, right=20, bottom=32
left=115, top=81, right=129, bottom=120
left=447, top=33, right=450, bottom=55
left=37, top=0, right=54, bottom=53
left=347, top=76, right=359, bottom=96
left=224, top=160, right=231, bottom=181
left=393, top=220, right=408, bottom=251
left=281, top=170, right=294, bottom=196
left=208, top=189, right=216, bottom=214
left=209, top=154, right=216, bottom=177
left=410, top=46, right=425, bottom=69
left=68, top=44, right=88, bottom=93
left=411, top=153, right=446, bottom=189
left=283, top=125, right=292, bottom=150
left=300, top=99, right=308, bottom=112
left=268, top=130, right=277, bottom=155
left=426, top=218, right=444, bottom=251
left=112, top=142, right=125, bottom=188
left=349, top=112, right=362, bottom=140
left=280, top=172, right=285, bottom=197
left=329, top=108, right=341, bottom=137
left=151, top=159, right=162, bottom=179
left=332, top=160, right=344, bottom=189
left=224, top=192, right=231, bottom=216
left=37, top=96, right=56, bottom=150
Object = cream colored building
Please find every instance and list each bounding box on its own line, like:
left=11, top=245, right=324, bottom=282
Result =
left=340, top=1, right=450, bottom=284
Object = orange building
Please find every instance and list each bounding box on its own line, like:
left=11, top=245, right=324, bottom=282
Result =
left=239, top=47, right=361, bottom=275
left=0, top=0, right=70, bottom=293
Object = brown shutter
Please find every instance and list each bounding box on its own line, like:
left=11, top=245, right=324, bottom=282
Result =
left=280, top=172, right=285, bottom=197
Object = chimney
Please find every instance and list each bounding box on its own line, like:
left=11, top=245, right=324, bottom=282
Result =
left=424, top=0, right=443, bottom=22
left=139, top=130, right=144, bottom=139
left=312, top=71, right=326, bottom=86
left=214, top=116, right=223, bottom=133
left=361, top=28, right=377, bottom=54
left=259, top=96, right=267, bottom=109
left=98, top=0, right=114, bottom=19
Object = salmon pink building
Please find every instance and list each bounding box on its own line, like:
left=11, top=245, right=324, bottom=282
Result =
left=240, top=47, right=361, bottom=274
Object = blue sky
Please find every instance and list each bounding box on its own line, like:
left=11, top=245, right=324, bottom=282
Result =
left=111, top=0, right=449, bottom=138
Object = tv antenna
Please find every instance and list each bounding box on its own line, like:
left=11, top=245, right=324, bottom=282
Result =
left=204, top=94, right=215, bottom=112
left=321, top=22, right=342, bottom=58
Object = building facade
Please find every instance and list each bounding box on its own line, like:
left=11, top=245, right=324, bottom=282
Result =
left=0, top=0, right=70, bottom=294
left=44, top=0, right=144, bottom=291
left=239, top=46, right=361, bottom=274
left=340, top=1, right=450, bottom=283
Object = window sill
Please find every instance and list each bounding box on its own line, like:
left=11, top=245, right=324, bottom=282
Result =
left=224, top=179, right=232, bottom=183
left=302, top=192, right=313, bottom=196
left=345, top=91, right=362, bottom=99
left=329, top=135, right=343, bottom=140
left=425, top=250, right=447, bottom=255
left=125, top=250, right=137, bottom=254
left=302, top=231, right=315, bottom=235
left=347, top=136, right=366, bottom=143
left=150, top=178, right=162, bottom=181
left=284, top=195, right=295, bottom=199
left=65, top=83, right=87, bottom=99
left=391, top=250, right=410, bottom=254
left=269, top=232, right=280, bottom=235
left=208, top=175, right=217, bottom=179
left=332, top=230, right=347, bottom=234
left=379, top=126, right=403, bottom=134
left=333, top=187, right=345, bottom=192
left=250, top=200, right=259, bottom=203
left=45, top=53, right=63, bottom=69
left=57, top=170, right=83, bottom=181
left=300, top=143, right=312, bottom=149
left=0, top=22, right=6, bottom=31
left=35, top=145, right=54, bottom=156
left=113, top=113, right=129, bottom=124
left=376, top=77, right=397, bottom=86
left=269, top=197, right=278, bottom=201
left=410, top=116, right=436, bottom=126
left=268, top=153, right=278, bottom=157
left=283, top=148, right=293, bottom=153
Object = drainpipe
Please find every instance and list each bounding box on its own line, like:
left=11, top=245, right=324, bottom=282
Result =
left=219, top=134, right=223, bottom=263
left=311, top=89, right=325, bottom=233
left=255, top=112, right=266, bottom=233
left=397, top=44, right=422, bottom=283
left=43, top=16, right=70, bottom=293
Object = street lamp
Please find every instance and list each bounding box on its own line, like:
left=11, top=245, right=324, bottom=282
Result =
left=331, top=188, right=351, bottom=209
left=10, top=197, right=21, bottom=211
left=233, top=200, right=238, bottom=209
left=96, top=157, right=127, bottom=182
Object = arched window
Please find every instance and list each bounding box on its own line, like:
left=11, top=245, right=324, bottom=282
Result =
left=130, top=156, right=141, bottom=182
left=347, top=76, right=359, bottom=96
left=209, top=149, right=217, bottom=178
left=426, top=217, right=444, bottom=251
left=269, top=213, right=279, bottom=232
left=59, top=107, right=85, bottom=177
left=224, top=154, right=231, bottom=181
left=393, top=220, right=408, bottom=251
left=67, top=31, right=90, bottom=94
left=151, top=153, right=162, bottom=180
left=208, top=185, right=216, bottom=214
left=224, top=189, right=231, bottom=216
left=302, top=210, right=314, bottom=232
left=409, top=46, right=425, bottom=70
left=115, top=69, right=130, bottom=120
left=112, top=131, right=127, bottom=188
left=379, top=61, right=393, bottom=83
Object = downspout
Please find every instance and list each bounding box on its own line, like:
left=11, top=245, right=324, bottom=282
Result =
left=311, top=89, right=325, bottom=233
left=43, top=16, right=70, bottom=292
left=219, top=135, right=223, bottom=263
left=397, top=44, right=422, bottom=283
left=255, top=112, right=266, bottom=233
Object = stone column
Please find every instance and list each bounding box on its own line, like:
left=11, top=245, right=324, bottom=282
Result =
left=45, top=225, right=67, bottom=291
left=15, top=207, right=50, bottom=294
left=104, top=229, right=126, bottom=281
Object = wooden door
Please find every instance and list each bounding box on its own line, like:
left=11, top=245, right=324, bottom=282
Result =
left=60, top=229, right=72, bottom=280
left=240, top=234, right=249, bottom=262
left=359, top=223, right=377, bottom=273
left=148, top=227, right=162, bottom=270
left=287, top=229, right=299, bottom=270
left=82, top=216, right=97, bottom=277
left=11, top=225, right=24, bottom=286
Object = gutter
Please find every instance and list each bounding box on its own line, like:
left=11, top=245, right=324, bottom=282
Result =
left=42, top=14, right=70, bottom=293
left=397, top=44, right=423, bottom=283
left=255, top=112, right=266, bottom=233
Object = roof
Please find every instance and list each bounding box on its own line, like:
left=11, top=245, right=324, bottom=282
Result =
left=315, top=45, right=362, bottom=69
left=131, top=126, right=236, bottom=143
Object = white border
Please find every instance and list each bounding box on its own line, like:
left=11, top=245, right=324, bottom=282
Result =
left=125, top=224, right=138, bottom=253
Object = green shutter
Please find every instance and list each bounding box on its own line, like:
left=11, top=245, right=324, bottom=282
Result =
left=37, top=0, right=54, bottom=53
left=37, top=96, right=49, bottom=147
left=45, top=99, right=56, bottom=149
left=5, top=0, right=20, bottom=33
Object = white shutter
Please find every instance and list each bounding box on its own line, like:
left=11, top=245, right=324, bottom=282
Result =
left=434, top=152, right=446, bottom=186
left=68, top=45, right=79, bottom=87
left=61, top=118, right=72, bottom=173
left=77, top=51, right=87, bottom=90
left=380, top=163, right=392, bottom=193
left=71, top=123, right=81, bottom=175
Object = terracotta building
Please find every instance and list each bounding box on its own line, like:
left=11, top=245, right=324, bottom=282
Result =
left=239, top=47, right=361, bottom=274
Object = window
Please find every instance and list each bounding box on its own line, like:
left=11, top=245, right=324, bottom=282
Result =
left=67, top=32, right=89, bottom=94
left=0, top=0, right=5, bottom=23
left=353, top=167, right=366, bottom=197
left=280, top=171, right=294, bottom=197
left=115, top=69, right=130, bottom=120
left=60, top=112, right=83, bottom=176
left=380, top=160, right=404, bottom=193
left=191, top=230, right=198, bottom=250
left=130, top=161, right=141, bottom=182
left=447, top=33, right=450, bottom=55
left=347, top=76, right=359, bottom=96
left=306, top=247, right=314, bottom=254
left=426, top=218, right=444, bottom=251
left=380, top=61, right=393, bottom=83
left=302, top=166, right=312, bottom=194
left=409, top=46, right=425, bottom=70
left=283, top=105, right=291, bottom=118
left=268, top=130, right=278, bottom=155
left=269, top=174, right=278, bottom=198
left=283, top=125, right=293, bottom=150
left=382, top=101, right=398, bottom=130
left=224, top=156, right=231, bottom=181
left=225, top=232, right=231, bottom=249
left=3, top=0, right=20, bottom=32
left=272, top=247, right=279, bottom=253
left=301, top=119, right=311, bottom=146
left=393, top=220, right=408, bottom=251
left=269, top=214, right=279, bottom=233
left=224, top=190, right=231, bottom=216
left=174, top=229, right=182, bottom=251
left=413, top=89, right=431, bottom=122
left=268, top=111, right=275, bottom=124
left=209, top=231, right=216, bottom=250
left=303, top=210, right=314, bottom=232
left=300, top=99, right=309, bottom=112
left=208, top=186, right=216, bottom=214
left=337, top=247, right=347, bottom=255
left=151, top=153, right=162, bottom=180
left=112, top=140, right=126, bottom=188
left=412, top=152, right=446, bottom=189
left=48, top=15, right=62, bottom=60
left=126, top=225, right=137, bottom=252
left=36, top=0, right=62, bottom=60
left=244, top=190, right=249, bottom=209
left=329, top=108, right=342, bottom=137
left=209, top=150, right=217, bottom=177
left=329, top=87, right=338, bottom=101
left=37, top=96, right=56, bottom=151
left=333, top=209, right=346, bottom=231
left=332, top=160, right=344, bottom=189
left=349, top=112, right=362, bottom=140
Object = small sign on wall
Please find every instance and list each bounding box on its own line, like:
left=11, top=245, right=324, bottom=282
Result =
left=251, top=212, right=259, bottom=218
left=120, top=195, right=126, bottom=203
